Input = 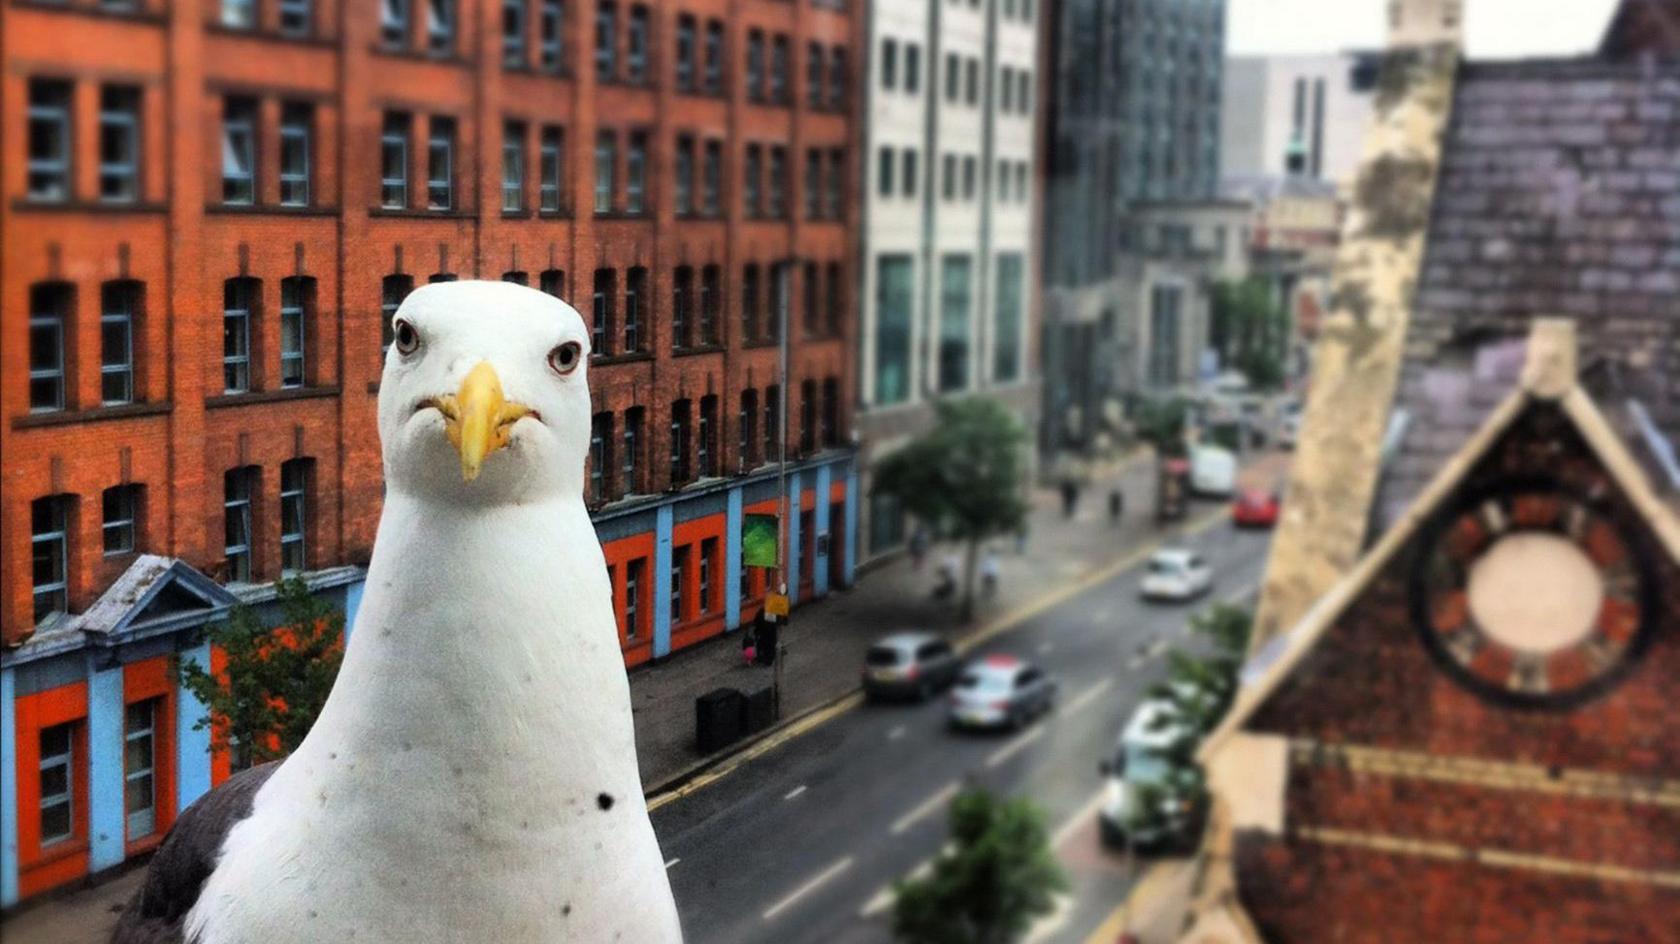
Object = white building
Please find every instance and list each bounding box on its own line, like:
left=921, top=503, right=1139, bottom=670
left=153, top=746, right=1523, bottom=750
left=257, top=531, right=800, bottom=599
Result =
left=856, top=0, right=1043, bottom=560
left=1221, top=53, right=1381, bottom=188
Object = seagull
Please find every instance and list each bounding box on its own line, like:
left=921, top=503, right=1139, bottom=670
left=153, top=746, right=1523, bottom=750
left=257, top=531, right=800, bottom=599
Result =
left=113, top=281, right=683, bottom=943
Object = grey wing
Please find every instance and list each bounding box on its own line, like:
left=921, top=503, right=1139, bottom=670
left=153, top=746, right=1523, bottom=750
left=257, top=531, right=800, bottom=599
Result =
left=109, top=761, right=280, bottom=944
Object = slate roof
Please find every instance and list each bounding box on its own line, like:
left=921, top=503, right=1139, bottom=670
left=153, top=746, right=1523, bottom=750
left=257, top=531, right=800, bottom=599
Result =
left=1376, top=55, right=1680, bottom=529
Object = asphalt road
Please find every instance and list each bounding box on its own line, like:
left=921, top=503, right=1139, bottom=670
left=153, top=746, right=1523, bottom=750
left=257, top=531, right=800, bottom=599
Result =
left=651, top=514, right=1275, bottom=944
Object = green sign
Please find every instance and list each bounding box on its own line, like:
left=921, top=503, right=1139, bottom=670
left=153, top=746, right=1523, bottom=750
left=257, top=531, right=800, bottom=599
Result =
left=742, top=514, right=779, bottom=569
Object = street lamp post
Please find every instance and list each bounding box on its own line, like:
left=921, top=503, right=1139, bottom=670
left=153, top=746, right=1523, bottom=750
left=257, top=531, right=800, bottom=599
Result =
left=772, top=256, right=792, bottom=719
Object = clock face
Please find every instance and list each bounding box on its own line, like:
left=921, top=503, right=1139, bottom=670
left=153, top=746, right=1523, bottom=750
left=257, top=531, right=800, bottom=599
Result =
left=1409, top=479, right=1656, bottom=709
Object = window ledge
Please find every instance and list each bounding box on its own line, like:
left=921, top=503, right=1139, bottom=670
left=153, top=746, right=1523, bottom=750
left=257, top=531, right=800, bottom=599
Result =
left=368, top=206, right=473, bottom=219
left=206, top=203, right=340, bottom=217
left=501, top=208, right=534, bottom=219
left=743, top=339, right=783, bottom=350
left=594, top=210, right=654, bottom=221
left=205, top=385, right=340, bottom=409
left=206, top=21, right=337, bottom=47
left=369, top=42, right=472, bottom=66
left=591, top=351, right=655, bottom=367
left=672, top=344, right=725, bottom=358
left=13, top=401, right=172, bottom=430
left=9, top=0, right=167, bottom=24
left=536, top=208, right=574, bottom=220
left=21, top=839, right=89, bottom=873
left=11, top=197, right=167, bottom=215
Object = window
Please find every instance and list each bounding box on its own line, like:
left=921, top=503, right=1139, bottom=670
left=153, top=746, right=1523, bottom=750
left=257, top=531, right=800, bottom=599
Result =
left=625, top=132, right=646, bottom=214
left=826, top=149, right=843, bottom=219
left=962, top=155, right=976, bottom=200
left=539, top=126, right=564, bottom=211
left=993, top=253, right=1023, bottom=382
left=591, top=268, right=615, bottom=356
left=768, top=146, right=786, bottom=217
left=221, top=98, right=257, bottom=205
left=941, top=153, right=956, bottom=200
left=997, top=158, right=1009, bottom=200
left=768, top=262, right=787, bottom=341
left=624, top=558, right=645, bottom=639
left=626, top=5, right=649, bottom=82
left=804, top=148, right=821, bottom=218
left=39, top=723, right=76, bottom=846
left=30, top=283, right=71, bottom=412
left=1000, top=66, right=1014, bottom=112
left=701, top=140, right=722, bottom=215
left=429, top=272, right=457, bottom=283
left=98, top=86, right=141, bottom=203
left=904, top=43, right=920, bottom=93
left=821, top=376, right=839, bottom=446
left=502, top=120, right=526, bottom=211
left=124, top=700, right=159, bottom=840
left=741, top=263, right=760, bottom=342
left=700, top=265, right=720, bottom=345
left=939, top=255, right=972, bottom=392
left=698, top=395, right=717, bottom=477
left=825, top=261, right=842, bottom=337
left=279, top=277, right=311, bottom=388
left=222, top=277, right=256, bottom=393
left=427, top=118, right=455, bottom=210
left=770, top=35, right=790, bottom=102
left=594, top=130, right=616, bottom=213
left=224, top=467, right=256, bottom=583
left=540, top=268, right=565, bottom=299
left=807, top=43, right=825, bottom=107
left=380, top=274, right=413, bottom=354
left=1018, top=71, right=1030, bottom=113
left=32, top=497, right=71, bottom=622
left=222, top=0, right=255, bottom=28
left=428, top=0, right=455, bottom=53
left=763, top=383, right=780, bottom=460
left=744, top=145, right=762, bottom=216
left=881, top=37, right=897, bottom=89
left=502, top=0, right=526, bottom=67
left=278, top=0, right=310, bottom=33
left=96, top=281, right=139, bottom=405
left=622, top=406, right=644, bottom=493
left=28, top=80, right=73, bottom=202
left=901, top=149, right=917, bottom=197
left=1015, top=162, right=1027, bottom=201
left=670, top=399, right=691, bottom=486
left=595, top=0, right=616, bottom=80
left=738, top=390, right=758, bottom=469
left=279, top=104, right=312, bottom=207
left=674, top=135, right=694, bottom=215
left=945, top=53, right=959, bottom=101
left=802, top=261, right=818, bottom=336
left=746, top=30, right=765, bottom=99
left=103, top=485, right=140, bottom=557
left=1148, top=284, right=1183, bottom=386
left=828, top=48, right=847, bottom=109
left=280, top=458, right=310, bottom=573
left=381, top=113, right=410, bottom=209
left=703, top=21, right=724, bottom=93
left=799, top=379, right=816, bottom=454
left=699, top=537, right=716, bottom=613
left=381, top=0, right=410, bottom=45
left=590, top=413, right=614, bottom=503
left=624, top=266, right=646, bottom=352
left=671, top=266, right=692, bottom=349
left=502, top=270, right=528, bottom=286
left=676, top=16, right=696, bottom=90
left=671, top=545, right=688, bottom=622
left=538, top=0, right=562, bottom=69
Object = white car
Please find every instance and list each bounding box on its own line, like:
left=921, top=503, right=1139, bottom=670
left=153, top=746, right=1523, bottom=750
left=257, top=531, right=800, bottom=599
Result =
left=1139, top=549, right=1213, bottom=602
left=946, top=656, right=1058, bottom=730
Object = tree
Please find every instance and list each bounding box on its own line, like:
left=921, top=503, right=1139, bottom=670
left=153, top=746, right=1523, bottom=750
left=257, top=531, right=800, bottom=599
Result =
left=1131, top=395, right=1193, bottom=458
left=1210, top=278, right=1291, bottom=391
left=178, top=576, right=345, bottom=767
left=893, top=788, right=1068, bottom=944
left=872, top=398, right=1029, bottom=621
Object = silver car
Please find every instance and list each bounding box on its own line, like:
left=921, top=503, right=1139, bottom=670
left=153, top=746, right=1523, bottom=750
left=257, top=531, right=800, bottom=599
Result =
left=946, top=656, right=1058, bottom=730
left=862, top=632, right=961, bottom=701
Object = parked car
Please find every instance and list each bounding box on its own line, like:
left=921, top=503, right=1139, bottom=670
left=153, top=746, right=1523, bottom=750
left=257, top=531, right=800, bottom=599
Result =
left=1231, top=488, right=1281, bottom=528
left=1098, top=697, right=1210, bottom=854
left=1278, top=400, right=1302, bottom=449
left=1189, top=445, right=1237, bottom=497
left=1139, top=549, right=1213, bottom=602
left=946, top=656, right=1058, bottom=730
left=862, top=632, right=961, bottom=701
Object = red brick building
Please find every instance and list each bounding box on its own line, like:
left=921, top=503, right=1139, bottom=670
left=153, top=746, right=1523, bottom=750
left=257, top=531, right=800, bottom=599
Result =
left=2, top=0, right=859, bottom=905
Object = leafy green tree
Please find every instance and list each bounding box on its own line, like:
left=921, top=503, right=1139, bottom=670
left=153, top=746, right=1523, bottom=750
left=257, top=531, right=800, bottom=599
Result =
left=178, top=577, right=345, bottom=767
left=1211, top=278, right=1291, bottom=391
left=1131, top=396, right=1193, bottom=458
left=893, top=788, right=1068, bottom=944
left=873, top=398, right=1029, bottom=621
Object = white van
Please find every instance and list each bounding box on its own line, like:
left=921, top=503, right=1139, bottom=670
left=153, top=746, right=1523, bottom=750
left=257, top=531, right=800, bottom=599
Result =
left=1189, top=445, right=1237, bottom=496
left=1097, top=698, right=1208, bottom=853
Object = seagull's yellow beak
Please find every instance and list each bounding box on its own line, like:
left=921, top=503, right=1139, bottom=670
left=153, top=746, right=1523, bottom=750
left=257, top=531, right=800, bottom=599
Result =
left=428, top=361, right=532, bottom=482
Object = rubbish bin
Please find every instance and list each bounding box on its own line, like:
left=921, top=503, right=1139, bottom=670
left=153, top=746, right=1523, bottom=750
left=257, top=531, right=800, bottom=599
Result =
left=696, top=687, right=746, bottom=753
left=742, top=686, right=775, bottom=735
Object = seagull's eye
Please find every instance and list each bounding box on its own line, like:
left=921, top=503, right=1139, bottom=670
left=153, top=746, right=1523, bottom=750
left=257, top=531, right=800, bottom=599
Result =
left=393, top=319, right=420, bottom=356
left=548, top=342, right=583, bottom=375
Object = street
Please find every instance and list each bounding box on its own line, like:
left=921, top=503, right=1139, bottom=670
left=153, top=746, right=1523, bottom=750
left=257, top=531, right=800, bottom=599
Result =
left=653, top=515, right=1274, bottom=944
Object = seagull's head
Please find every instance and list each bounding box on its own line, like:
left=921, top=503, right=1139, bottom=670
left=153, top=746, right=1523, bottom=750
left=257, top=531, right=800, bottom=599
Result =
left=378, top=280, right=591, bottom=505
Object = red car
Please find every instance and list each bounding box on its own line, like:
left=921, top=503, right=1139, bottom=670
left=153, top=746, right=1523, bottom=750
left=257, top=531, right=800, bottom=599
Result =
left=1232, top=488, right=1280, bottom=528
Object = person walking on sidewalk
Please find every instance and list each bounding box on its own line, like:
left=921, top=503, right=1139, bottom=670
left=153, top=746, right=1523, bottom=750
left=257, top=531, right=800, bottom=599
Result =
left=1109, top=487, right=1125, bottom=526
left=909, top=526, right=931, bottom=571
left=1061, top=479, right=1081, bottom=518
left=980, top=550, right=1000, bottom=598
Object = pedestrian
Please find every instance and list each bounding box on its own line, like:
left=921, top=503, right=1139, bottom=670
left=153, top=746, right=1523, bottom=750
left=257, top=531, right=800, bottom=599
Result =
left=1015, top=521, right=1029, bottom=555
left=934, top=552, right=960, bottom=599
left=909, top=526, right=930, bottom=571
left=980, top=550, right=1000, bottom=597
left=1109, top=487, right=1124, bottom=526
left=1061, top=479, right=1079, bottom=518
left=740, top=621, right=758, bottom=666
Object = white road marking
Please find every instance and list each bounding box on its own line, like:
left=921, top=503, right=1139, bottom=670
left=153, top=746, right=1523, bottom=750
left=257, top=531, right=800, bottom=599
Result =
left=887, top=724, right=907, bottom=741
left=762, top=856, right=855, bottom=921
left=1129, top=638, right=1171, bottom=668
left=1051, top=791, right=1109, bottom=849
left=664, top=857, right=681, bottom=869
left=1063, top=678, right=1116, bottom=717
left=985, top=725, right=1046, bottom=769
left=1223, top=582, right=1258, bottom=605
left=858, top=851, right=943, bottom=918
left=890, top=780, right=961, bottom=835
left=1023, top=893, right=1076, bottom=944
left=783, top=784, right=808, bottom=801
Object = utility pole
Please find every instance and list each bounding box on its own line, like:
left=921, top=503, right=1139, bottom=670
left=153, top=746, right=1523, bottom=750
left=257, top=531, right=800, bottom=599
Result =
left=772, top=257, right=792, bottom=719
